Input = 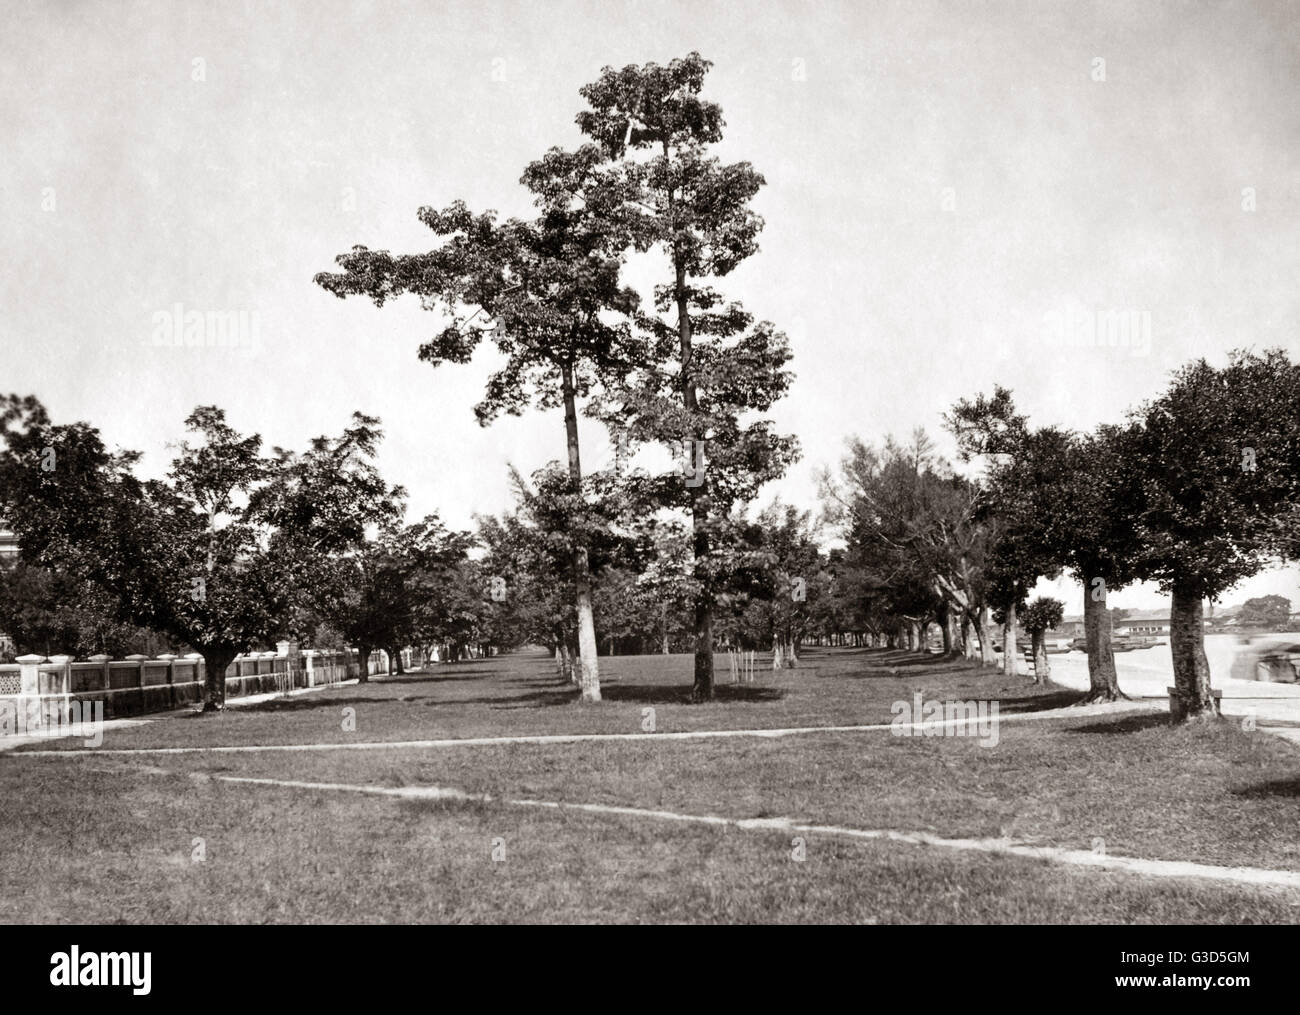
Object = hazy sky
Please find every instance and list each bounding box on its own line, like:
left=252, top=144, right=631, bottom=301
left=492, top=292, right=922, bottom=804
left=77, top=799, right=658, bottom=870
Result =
left=3, top=0, right=1298, bottom=612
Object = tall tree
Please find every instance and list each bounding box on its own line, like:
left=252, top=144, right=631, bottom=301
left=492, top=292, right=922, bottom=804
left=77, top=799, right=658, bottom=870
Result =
left=576, top=52, right=798, bottom=700
left=1127, top=350, right=1300, bottom=720
left=315, top=149, right=640, bottom=703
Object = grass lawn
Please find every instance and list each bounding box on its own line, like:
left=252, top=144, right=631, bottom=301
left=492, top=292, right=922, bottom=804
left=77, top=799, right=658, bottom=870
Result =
left=18, top=647, right=1079, bottom=750
left=4, top=648, right=1299, bottom=923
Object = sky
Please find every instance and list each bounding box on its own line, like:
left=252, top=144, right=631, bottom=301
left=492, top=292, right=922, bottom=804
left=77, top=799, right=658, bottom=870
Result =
left=3, top=0, right=1299, bottom=614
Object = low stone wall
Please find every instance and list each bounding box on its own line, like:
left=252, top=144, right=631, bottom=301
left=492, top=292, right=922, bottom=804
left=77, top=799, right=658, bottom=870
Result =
left=0, top=644, right=389, bottom=722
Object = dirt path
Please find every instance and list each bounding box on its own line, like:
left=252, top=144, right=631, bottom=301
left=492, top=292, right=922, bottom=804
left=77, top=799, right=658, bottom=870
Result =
left=201, top=772, right=1300, bottom=893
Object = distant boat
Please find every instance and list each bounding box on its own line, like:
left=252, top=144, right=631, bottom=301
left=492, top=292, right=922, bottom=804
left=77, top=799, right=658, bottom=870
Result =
left=995, top=637, right=1072, bottom=655
left=1113, top=635, right=1160, bottom=652
left=1067, top=635, right=1160, bottom=653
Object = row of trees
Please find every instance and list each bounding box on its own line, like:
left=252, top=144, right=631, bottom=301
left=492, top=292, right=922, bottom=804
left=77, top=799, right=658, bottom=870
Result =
left=5, top=349, right=1296, bottom=724
left=0, top=391, right=827, bottom=698
left=11, top=340, right=1295, bottom=718
left=0, top=398, right=495, bottom=708
left=812, top=350, right=1300, bottom=720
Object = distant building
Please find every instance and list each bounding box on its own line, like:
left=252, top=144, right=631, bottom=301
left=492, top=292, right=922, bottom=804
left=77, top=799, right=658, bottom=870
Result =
left=1049, top=616, right=1085, bottom=639
left=1114, top=609, right=1171, bottom=636
left=1038, top=602, right=1280, bottom=639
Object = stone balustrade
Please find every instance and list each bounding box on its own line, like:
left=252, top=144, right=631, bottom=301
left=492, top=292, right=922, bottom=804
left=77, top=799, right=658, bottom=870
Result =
left=0, top=644, right=387, bottom=722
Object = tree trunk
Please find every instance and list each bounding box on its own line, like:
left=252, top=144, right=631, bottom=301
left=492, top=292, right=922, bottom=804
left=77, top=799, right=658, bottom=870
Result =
left=1002, top=601, right=1018, bottom=677
left=200, top=647, right=236, bottom=712
left=939, top=606, right=953, bottom=655
left=1082, top=585, right=1121, bottom=701
left=564, top=631, right=579, bottom=684
left=962, top=614, right=979, bottom=660
left=1169, top=581, right=1218, bottom=721
left=977, top=605, right=997, bottom=667
left=560, top=363, right=601, bottom=703
left=553, top=635, right=567, bottom=679
left=1031, top=629, right=1049, bottom=683
left=672, top=262, right=715, bottom=702
left=945, top=605, right=962, bottom=656
left=771, top=635, right=783, bottom=670
left=691, top=555, right=714, bottom=700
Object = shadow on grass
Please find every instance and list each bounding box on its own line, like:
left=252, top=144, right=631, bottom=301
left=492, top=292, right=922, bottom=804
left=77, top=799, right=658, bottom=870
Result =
left=423, top=682, right=789, bottom=708
left=377, top=670, right=507, bottom=684
left=1234, top=778, right=1300, bottom=799
left=996, top=689, right=1089, bottom=714
left=865, top=652, right=957, bottom=669
left=600, top=683, right=786, bottom=705
left=427, top=687, right=582, bottom=709
left=832, top=660, right=994, bottom=680
left=228, top=694, right=408, bottom=715
left=1064, top=713, right=1175, bottom=735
